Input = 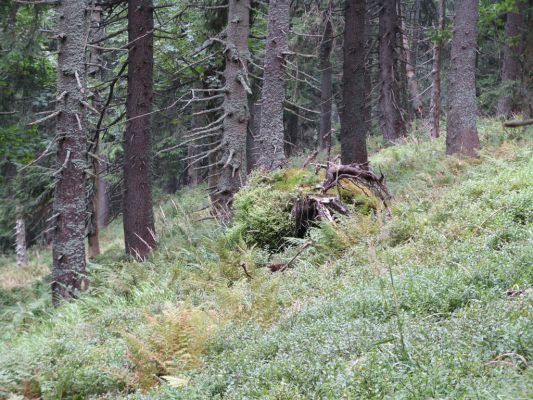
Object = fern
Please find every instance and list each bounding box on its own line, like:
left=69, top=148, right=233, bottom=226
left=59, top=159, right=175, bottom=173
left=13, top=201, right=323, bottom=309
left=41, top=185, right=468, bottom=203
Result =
left=123, top=306, right=213, bottom=390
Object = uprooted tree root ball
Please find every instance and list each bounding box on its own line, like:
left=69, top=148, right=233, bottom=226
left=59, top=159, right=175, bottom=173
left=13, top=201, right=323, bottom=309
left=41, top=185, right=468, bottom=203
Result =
left=293, top=162, right=392, bottom=237
left=228, top=162, right=392, bottom=250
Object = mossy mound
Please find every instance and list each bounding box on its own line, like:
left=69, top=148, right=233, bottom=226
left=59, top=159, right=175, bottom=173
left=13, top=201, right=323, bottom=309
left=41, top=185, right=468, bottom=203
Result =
left=227, top=173, right=297, bottom=250
left=228, top=167, right=384, bottom=250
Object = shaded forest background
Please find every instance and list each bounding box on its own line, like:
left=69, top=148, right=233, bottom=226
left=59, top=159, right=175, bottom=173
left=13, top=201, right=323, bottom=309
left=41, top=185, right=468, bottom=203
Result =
left=0, top=0, right=531, bottom=295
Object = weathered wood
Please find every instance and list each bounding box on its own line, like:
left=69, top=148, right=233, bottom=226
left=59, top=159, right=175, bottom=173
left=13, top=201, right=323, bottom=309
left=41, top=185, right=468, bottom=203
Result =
left=503, top=118, right=533, bottom=128
left=292, top=162, right=391, bottom=237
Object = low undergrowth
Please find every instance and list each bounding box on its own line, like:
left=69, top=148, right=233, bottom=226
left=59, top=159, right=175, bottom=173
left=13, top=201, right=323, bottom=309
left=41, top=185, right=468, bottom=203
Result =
left=0, top=121, right=531, bottom=399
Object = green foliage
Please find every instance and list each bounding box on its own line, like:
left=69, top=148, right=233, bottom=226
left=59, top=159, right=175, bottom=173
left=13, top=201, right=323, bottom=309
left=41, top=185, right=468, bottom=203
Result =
left=228, top=171, right=298, bottom=250
left=123, top=306, right=214, bottom=390
left=0, top=123, right=532, bottom=399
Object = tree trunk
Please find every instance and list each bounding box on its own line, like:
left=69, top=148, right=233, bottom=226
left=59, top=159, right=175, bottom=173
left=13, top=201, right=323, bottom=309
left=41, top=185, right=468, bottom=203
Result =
left=429, top=0, right=445, bottom=138
left=51, top=0, right=90, bottom=302
left=188, top=84, right=207, bottom=187
left=401, top=4, right=423, bottom=119
left=341, top=0, right=368, bottom=165
left=379, top=0, right=405, bottom=142
left=97, top=156, right=109, bottom=228
left=496, top=0, right=527, bottom=117
left=257, top=0, right=289, bottom=170
left=247, top=100, right=261, bottom=170
left=524, top=2, right=533, bottom=118
left=15, top=205, right=27, bottom=266
left=319, top=10, right=333, bottom=152
left=446, top=0, right=480, bottom=156
left=123, top=0, right=156, bottom=260
left=287, top=58, right=301, bottom=154
left=87, top=4, right=104, bottom=259
left=212, top=0, right=251, bottom=218
left=364, top=12, right=374, bottom=136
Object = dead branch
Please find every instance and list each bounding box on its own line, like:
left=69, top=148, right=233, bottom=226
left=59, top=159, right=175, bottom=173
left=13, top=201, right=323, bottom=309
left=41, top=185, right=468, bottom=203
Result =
left=503, top=118, right=533, bottom=128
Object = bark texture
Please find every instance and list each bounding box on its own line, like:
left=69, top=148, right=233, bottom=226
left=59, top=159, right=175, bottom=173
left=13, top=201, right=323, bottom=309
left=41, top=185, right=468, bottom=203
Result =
left=401, top=4, right=423, bottom=118
left=285, top=110, right=299, bottom=155
left=525, top=3, right=533, bottom=118
left=446, top=0, right=480, bottom=156
left=212, top=0, right=251, bottom=217
left=496, top=0, right=527, bottom=117
left=123, top=0, right=156, bottom=260
left=319, top=13, right=333, bottom=152
left=378, top=0, right=405, bottom=142
left=247, top=100, right=261, bottom=170
left=188, top=84, right=207, bottom=186
left=341, top=0, right=368, bottom=165
left=364, top=13, right=373, bottom=136
left=87, top=4, right=104, bottom=259
left=429, top=0, right=445, bottom=138
left=257, top=0, right=290, bottom=170
left=51, top=0, right=90, bottom=302
left=15, top=206, right=27, bottom=266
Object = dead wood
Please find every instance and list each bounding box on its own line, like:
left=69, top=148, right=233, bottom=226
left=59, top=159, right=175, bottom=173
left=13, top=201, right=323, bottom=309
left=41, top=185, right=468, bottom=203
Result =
left=503, top=118, right=533, bottom=128
left=292, top=162, right=391, bottom=237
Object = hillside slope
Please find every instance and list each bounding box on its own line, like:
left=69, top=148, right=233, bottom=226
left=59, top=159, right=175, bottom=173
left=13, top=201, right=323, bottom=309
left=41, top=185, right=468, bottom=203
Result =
left=1, top=123, right=532, bottom=399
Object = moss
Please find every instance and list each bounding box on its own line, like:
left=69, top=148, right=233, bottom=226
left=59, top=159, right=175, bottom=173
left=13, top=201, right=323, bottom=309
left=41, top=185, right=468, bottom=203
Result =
left=228, top=180, right=296, bottom=250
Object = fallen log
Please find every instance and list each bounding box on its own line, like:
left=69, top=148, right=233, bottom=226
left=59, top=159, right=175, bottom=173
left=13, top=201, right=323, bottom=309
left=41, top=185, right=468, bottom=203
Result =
left=503, top=118, right=533, bottom=128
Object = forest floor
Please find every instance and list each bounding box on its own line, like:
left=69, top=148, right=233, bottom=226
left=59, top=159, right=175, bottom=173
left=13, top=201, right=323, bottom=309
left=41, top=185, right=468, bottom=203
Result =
left=0, top=119, right=532, bottom=399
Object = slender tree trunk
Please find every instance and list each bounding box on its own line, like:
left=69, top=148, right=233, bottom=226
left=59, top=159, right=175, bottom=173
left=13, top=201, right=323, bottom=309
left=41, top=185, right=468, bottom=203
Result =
left=364, top=12, right=374, bottom=136
left=123, top=0, right=156, bottom=260
left=285, top=110, right=299, bottom=156
left=287, top=59, right=301, bottom=154
left=247, top=100, right=261, bottom=170
left=496, top=0, right=527, bottom=117
left=87, top=4, right=104, bottom=259
left=524, top=2, right=533, bottom=118
left=188, top=83, right=207, bottom=187
left=15, top=205, right=27, bottom=266
left=257, top=0, right=289, bottom=170
left=379, top=0, right=405, bottom=142
left=446, top=0, right=480, bottom=156
left=429, top=0, right=445, bottom=138
left=51, top=0, right=90, bottom=302
left=212, top=0, right=251, bottom=218
left=401, top=5, right=423, bottom=119
left=319, top=10, right=333, bottom=152
left=341, top=0, right=368, bottom=164
left=97, top=156, right=109, bottom=228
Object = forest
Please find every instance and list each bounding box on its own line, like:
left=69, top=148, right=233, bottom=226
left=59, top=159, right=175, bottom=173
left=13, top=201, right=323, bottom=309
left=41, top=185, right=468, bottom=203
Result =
left=0, top=0, right=532, bottom=398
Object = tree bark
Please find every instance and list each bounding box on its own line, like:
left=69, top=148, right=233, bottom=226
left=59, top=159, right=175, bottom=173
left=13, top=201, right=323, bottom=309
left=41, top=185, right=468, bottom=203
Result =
left=123, top=0, right=156, bottom=260
left=524, top=1, right=533, bottom=118
left=401, top=3, right=423, bottom=119
left=51, top=0, right=90, bottom=302
left=212, top=0, right=251, bottom=218
left=429, top=0, right=445, bottom=138
left=87, top=4, right=105, bottom=259
left=378, top=0, right=405, bottom=142
left=15, top=205, right=27, bottom=266
left=364, top=11, right=373, bottom=136
left=496, top=0, right=527, bottom=117
left=318, top=10, right=333, bottom=152
left=188, top=83, right=207, bottom=187
left=341, top=0, right=368, bottom=165
left=285, top=109, right=299, bottom=156
left=247, top=100, right=261, bottom=170
left=257, top=0, right=289, bottom=170
left=97, top=156, right=109, bottom=228
left=446, top=0, right=480, bottom=156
